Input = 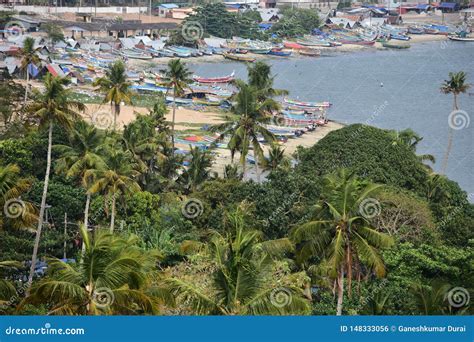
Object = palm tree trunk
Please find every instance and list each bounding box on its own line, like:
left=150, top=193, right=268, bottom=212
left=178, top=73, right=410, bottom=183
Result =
left=336, top=267, right=344, bottom=316
left=24, top=69, right=29, bottom=107
left=26, top=122, right=53, bottom=295
left=254, top=150, right=260, bottom=183
left=171, top=89, right=176, bottom=157
left=110, top=193, right=116, bottom=233
left=441, top=94, right=458, bottom=174
left=241, top=153, right=246, bottom=180
left=81, top=192, right=91, bottom=256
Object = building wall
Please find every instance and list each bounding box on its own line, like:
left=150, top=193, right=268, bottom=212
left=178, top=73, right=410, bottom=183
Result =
left=275, top=0, right=338, bottom=10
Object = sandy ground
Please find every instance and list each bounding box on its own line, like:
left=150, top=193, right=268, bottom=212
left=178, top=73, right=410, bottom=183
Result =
left=82, top=103, right=343, bottom=177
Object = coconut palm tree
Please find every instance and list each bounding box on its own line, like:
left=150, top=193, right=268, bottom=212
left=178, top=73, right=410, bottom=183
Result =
left=264, top=144, right=291, bottom=173
left=93, top=60, right=133, bottom=131
left=160, top=59, right=193, bottom=155
left=440, top=71, right=470, bottom=174
left=291, top=169, right=394, bottom=315
left=0, top=261, right=21, bottom=308
left=179, top=145, right=214, bottom=192
left=0, top=164, right=36, bottom=231
left=211, top=83, right=276, bottom=180
left=22, top=226, right=171, bottom=315
left=247, top=61, right=288, bottom=107
left=391, top=129, right=436, bottom=170
left=26, top=74, right=84, bottom=294
left=168, top=207, right=310, bottom=315
left=87, top=149, right=141, bottom=232
left=54, top=121, right=106, bottom=242
left=19, top=37, right=40, bottom=106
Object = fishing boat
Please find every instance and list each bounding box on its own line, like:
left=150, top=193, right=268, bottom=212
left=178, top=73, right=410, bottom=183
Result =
left=299, top=49, right=320, bottom=57
left=166, top=96, right=193, bottom=105
left=193, top=71, right=235, bottom=84
left=408, top=26, right=424, bottom=35
left=382, top=41, right=411, bottom=49
left=297, top=39, right=332, bottom=47
left=268, top=49, right=292, bottom=57
left=339, top=40, right=375, bottom=46
left=448, top=35, right=474, bottom=42
left=159, top=49, right=176, bottom=57
left=248, top=48, right=270, bottom=54
left=223, top=53, right=255, bottom=62
left=423, top=27, right=439, bottom=34
left=283, top=98, right=331, bottom=108
left=283, top=41, right=304, bottom=49
left=121, top=50, right=152, bottom=60
left=390, top=33, right=411, bottom=41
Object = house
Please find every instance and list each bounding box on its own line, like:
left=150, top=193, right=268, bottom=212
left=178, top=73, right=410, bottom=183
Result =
left=11, top=15, right=41, bottom=32
left=438, top=2, right=459, bottom=12
left=157, top=4, right=179, bottom=18
left=258, top=8, right=281, bottom=22
left=327, top=17, right=359, bottom=29
left=171, top=8, right=193, bottom=20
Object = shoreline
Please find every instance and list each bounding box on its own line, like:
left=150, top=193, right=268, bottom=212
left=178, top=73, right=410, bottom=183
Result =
left=128, top=34, right=449, bottom=68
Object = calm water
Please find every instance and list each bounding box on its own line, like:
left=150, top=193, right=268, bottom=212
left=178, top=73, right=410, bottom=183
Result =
left=183, top=41, right=474, bottom=194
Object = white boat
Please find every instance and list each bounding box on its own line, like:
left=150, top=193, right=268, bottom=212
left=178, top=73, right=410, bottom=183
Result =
left=448, top=35, right=474, bottom=42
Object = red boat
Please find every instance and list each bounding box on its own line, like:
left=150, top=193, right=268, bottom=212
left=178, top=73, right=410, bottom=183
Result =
left=193, top=71, right=235, bottom=84
left=283, top=41, right=304, bottom=49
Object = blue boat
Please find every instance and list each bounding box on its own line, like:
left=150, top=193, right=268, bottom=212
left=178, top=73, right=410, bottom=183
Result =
left=390, top=33, right=411, bottom=41
left=268, top=49, right=292, bottom=57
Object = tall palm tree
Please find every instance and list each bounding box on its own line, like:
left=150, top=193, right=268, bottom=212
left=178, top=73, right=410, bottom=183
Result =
left=19, top=37, right=40, bottom=106
left=87, top=149, right=141, bottom=232
left=160, top=59, right=193, bottom=155
left=440, top=71, right=470, bottom=174
left=93, top=60, right=133, bottom=131
left=54, top=121, right=106, bottom=243
left=291, top=169, right=394, bottom=315
left=211, top=83, right=276, bottom=180
left=22, top=226, right=171, bottom=315
left=0, top=164, right=36, bottom=231
left=247, top=61, right=288, bottom=107
left=168, top=207, right=310, bottom=315
left=26, top=74, right=84, bottom=294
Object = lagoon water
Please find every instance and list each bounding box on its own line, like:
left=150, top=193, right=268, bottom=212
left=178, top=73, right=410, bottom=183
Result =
left=185, top=41, right=474, bottom=195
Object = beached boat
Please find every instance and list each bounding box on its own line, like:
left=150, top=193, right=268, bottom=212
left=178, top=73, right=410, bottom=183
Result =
left=448, top=35, right=474, bottom=42
left=248, top=48, right=270, bottom=54
left=121, top=50, right=152, bottom=60
left=223, top=53, right=255, bottom=62
left=382, top=41, right=411, bottom=49
left=166, top=96, right=193, bottom=105
left=268, top=49, right=292, bottom=57
left=340, top=40, right=375, bottom=46
left=193, top=71, right=235, bottom=84
left=283, top=98, right=331, bottom=108
left=283, top=41, right=304, bottom=49
left=408, top=26, right=424, bottom=35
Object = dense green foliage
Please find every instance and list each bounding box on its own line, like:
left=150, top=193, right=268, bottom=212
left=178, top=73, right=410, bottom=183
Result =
left=270, top=7, right=321, bottom=38
left=0, top=64, right=472, bottom=316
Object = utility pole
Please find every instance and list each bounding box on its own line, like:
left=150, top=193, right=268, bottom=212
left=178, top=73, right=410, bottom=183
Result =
left=63, top=213, right=67, bottom=260
left=149, top=0, right=152, bottom=23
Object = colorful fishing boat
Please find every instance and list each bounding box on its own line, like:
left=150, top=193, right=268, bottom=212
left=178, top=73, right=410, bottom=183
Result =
left=223, top=53, right=256, bottom=62
left=193, top=71, right=235, bottom=84
left=448, top=35, right=474, bottom=42
left=283, top=98, right=331, bottom=108
left=121, top=50, right=152, bottom=60
left=268, top=49, right=292, bottom=57
left=382, top=41, right=411, bottom=49
left=408, top=26, right=424, bottom=34
left=283, top=41, right=304, bottom=49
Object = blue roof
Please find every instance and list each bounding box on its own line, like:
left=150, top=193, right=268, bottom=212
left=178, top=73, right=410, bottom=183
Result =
left=439, top=2, right=457, bottom=8
left=416, top=4, right=430, bottom=9
left=159, top=4, right=179, bottom=9
left=259, top=23, right=273, bottom=30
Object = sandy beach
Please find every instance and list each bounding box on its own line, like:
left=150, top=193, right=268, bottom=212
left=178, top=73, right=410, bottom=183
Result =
left=82, top=103, right=343, bottom=176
